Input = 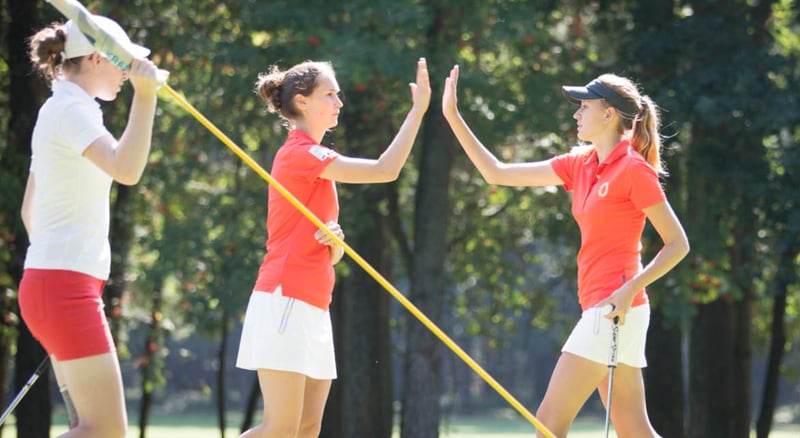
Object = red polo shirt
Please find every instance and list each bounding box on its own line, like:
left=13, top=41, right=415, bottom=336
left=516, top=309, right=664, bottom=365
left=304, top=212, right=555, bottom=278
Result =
left=550, top=140, right=665, bottom=310
left=254, top=130, right=339, bottom=309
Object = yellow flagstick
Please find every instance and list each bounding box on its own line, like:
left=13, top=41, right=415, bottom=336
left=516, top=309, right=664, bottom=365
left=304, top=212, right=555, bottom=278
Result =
left=160, top=84, right=556, bottom=438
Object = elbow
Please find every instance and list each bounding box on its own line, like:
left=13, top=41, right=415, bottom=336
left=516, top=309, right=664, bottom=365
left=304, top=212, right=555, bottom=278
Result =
left=384, top=169, right=402, bottom=182
left=677, top=237, right=691, bottom=260
left=483, top=169, right=504, bottom=185
left=475, top=162, right=506, bottom=185
left=115, top=174, right=142, bottom=186
left=484, top=175, right=501, bottom=185
left=114, top=168, right=145, bottom=186
left=373, top=165, right=402, bottom=183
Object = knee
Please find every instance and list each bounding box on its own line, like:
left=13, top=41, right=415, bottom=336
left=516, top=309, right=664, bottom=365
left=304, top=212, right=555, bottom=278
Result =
left=264, top=423, right=301, bottom=438
left=535, top=404, right=566, bottom=438
left=613, top=418, right=660, bottom=438
left=610, top=409, right=658, bottom=438
left=535, top=402, right=557, bottom=425
left=113, top=422, right=129, bottom=438
left=297, top=419, right=322, bottom=438
left=74, top=420, right=127, bottom=438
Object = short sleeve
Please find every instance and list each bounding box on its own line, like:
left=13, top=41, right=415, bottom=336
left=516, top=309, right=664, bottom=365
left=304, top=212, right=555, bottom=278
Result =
left=550, top=150, right=584, bottom=192
left=60, top=101, right=112, bottom=155
left=628, top=161, right=666, bottom=210
left=280, top=144, right=340, bottom=183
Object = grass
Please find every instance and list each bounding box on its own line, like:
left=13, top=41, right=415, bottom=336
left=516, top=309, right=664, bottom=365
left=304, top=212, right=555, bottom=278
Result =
left=2, top=411, right=799, bottom=437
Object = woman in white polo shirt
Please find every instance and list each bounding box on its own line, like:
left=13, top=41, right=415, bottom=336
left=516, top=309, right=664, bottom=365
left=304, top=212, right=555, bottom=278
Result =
left=18, top=16, right=160, bottom=437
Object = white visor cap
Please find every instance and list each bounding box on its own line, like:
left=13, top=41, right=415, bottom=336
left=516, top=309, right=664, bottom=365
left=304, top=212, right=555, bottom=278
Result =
left=63, top=16, right=150, bottom=60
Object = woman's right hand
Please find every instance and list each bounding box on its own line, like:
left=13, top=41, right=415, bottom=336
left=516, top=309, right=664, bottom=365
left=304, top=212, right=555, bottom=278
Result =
left=127, top=58, right=163, bottom=95
left=442, top=64, right=460, bottom=121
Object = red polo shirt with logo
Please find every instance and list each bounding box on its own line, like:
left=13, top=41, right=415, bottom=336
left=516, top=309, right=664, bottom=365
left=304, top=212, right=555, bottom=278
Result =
left=254, top=129, right=339, bottom=309
left=550, top=140, right=665, bottom=310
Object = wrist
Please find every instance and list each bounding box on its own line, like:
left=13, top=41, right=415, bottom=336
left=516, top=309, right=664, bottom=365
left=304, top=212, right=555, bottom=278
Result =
left=407, top=107, right=426, bottom=119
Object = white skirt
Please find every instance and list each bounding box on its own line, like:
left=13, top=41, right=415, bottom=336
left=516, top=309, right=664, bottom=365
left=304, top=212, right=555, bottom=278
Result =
left=562, top=304, right=650, bottom=368
left=236, top=286, right=337, bottom=380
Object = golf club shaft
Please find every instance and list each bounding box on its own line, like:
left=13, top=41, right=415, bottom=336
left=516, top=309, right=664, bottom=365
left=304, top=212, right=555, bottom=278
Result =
left=0, top=357, right=50, bottom=426
left=604, top=367, right=615, bottom=436
left=604, top=316, right=620, bottom=438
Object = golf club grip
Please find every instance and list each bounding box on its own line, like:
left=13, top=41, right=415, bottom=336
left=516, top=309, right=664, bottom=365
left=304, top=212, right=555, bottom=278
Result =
left=608, top=321, right=619, bottom=367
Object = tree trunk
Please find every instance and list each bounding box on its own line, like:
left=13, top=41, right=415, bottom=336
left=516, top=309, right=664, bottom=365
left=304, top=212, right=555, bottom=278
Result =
left=13, top=325, right=50, bottom=438
left=322, top=185, right=394, bottom=438
left=755, top=285, right=787, bottom=438
left=688, top=299, right=737, bottom=438
left=688, top=222, right=755, bottom=438
left=400, top=54, right=455, bottom=437
left=645, top=308, right=685, bottom=438
left=755, top=241, right=795, bottom=438
left=5, top=0, right=52, bottom=436
left=217, top=306, right=229, bottom=438
left=0, top=338, right=8, bottom=436
left=139, top=288, right=163, bottom=438
left=106, top=185, right=133, bottom=343
left=240, top=375, right=260, bottom=432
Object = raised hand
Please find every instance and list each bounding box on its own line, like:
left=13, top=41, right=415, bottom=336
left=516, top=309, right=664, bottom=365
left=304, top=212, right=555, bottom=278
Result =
left=128, top=58, right=163, bottom=94
left=409, top=57, right=431, bottom=114
left=442, top=64, right=460, bottom=120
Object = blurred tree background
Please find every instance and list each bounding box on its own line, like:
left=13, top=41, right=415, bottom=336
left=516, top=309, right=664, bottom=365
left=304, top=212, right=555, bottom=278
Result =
left=1, top=1, right=798, bottom=438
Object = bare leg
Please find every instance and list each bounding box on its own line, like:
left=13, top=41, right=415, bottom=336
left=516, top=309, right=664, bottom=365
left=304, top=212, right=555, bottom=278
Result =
left=297, top=377, right=331, bottom=437
left=53, top=353, right=127, bottom=438
left=536, top=353, right=608, bottom=437
left=240, top=369, right=328, bottom=438
left=596, top=364, right=661, bottom=438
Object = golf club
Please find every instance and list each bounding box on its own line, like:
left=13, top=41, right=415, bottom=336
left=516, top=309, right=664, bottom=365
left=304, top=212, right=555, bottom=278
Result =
left=0, top=357, right=50, bottom=426
left=604, top=309, right=620, bottom=438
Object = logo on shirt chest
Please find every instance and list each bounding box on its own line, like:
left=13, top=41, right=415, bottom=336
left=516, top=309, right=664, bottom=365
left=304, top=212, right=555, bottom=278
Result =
left=597, top=181, right=610, bottom=198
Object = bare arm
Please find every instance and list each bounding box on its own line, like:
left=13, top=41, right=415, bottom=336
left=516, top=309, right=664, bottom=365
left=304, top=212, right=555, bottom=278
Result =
left=83, top=58, right=162, bottom=185
left=319, top=58, right=431, bottom=184
left=442, top=65, right=563, bottom=187
left=600, top=200, right=690, bottom=324
left=21, top=173, right=35, bottom=235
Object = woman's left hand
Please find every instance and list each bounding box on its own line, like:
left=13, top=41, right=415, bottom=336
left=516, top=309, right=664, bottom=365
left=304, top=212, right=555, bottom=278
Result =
left=315, top=221, right=344, bottom=247
left=596, top=282, right=637, bottom=325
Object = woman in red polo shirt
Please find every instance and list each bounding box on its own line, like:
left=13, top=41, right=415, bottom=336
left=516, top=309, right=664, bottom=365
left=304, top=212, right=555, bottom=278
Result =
left=442, top=65, right=689, bottom=437
left=236, top=58, right=430, bottom=438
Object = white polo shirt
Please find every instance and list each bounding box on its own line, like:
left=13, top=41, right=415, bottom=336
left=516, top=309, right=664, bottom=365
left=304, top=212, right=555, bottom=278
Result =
left=24, top=80, right=115, bottom=280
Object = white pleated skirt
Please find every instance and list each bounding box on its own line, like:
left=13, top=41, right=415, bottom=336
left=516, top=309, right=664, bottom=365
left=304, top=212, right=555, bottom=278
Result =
left=562, top=304, right=650, bottom=368
left=236, top=286, right=337, bottom=380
